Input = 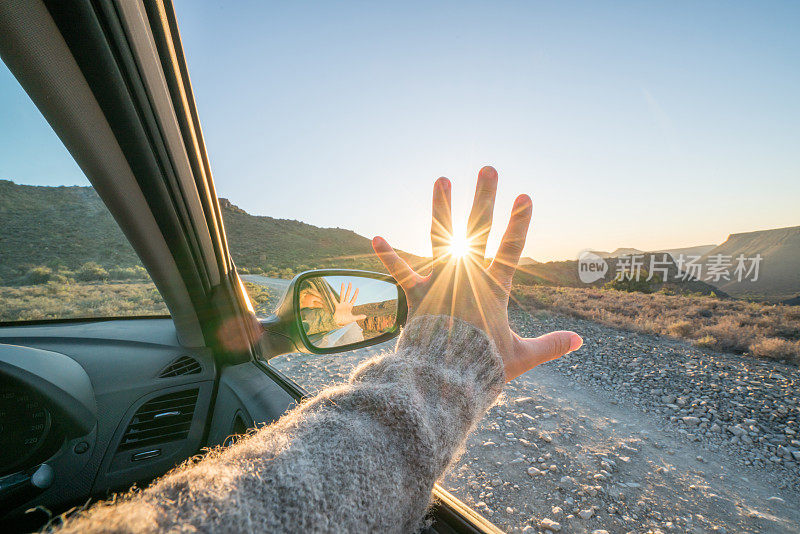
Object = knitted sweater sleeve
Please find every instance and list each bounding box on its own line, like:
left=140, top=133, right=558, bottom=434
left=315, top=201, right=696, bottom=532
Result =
left=52, top=315, right=505, bottom=533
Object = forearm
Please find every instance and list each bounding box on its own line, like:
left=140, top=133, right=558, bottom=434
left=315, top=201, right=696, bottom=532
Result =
left=52, top=315, right=504, bottom=533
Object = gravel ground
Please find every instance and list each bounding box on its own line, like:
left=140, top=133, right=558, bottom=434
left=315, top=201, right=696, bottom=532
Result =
left=269, top=307, right=800, bottom=533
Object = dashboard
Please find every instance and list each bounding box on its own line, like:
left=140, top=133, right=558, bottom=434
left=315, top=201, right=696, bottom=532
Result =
left=0, top=318, right=216, bottom=527
left=0, top=381, right=58, bottom=475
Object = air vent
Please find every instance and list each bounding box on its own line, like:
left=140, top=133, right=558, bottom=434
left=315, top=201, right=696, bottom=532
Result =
left=118, top=389, right=199, bottom=451
left=158, top=356, right=201, bottom=378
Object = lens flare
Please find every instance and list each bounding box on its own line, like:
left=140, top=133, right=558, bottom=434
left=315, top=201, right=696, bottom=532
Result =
left=448, top=234, right=471, bottom=258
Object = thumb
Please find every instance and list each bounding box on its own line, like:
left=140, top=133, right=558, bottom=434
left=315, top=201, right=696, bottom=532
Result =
left=510, top=331, right=582, bottom=379
left=372, top=236, right=422, bottom=289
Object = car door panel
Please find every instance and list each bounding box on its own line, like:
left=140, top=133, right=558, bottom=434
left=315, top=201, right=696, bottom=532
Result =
left=206, top=362, right=297, bottom=448
left=0, top=318, right=214, bottom=522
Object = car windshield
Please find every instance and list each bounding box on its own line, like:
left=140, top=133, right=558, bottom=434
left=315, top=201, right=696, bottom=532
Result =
left=0, top=59, right=167, bottom=323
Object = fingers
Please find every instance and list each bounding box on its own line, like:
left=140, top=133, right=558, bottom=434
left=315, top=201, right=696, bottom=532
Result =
left=350, top=287, right=359, bottom=304
left=466, top=166, right=498, bottom=258
left=489, top=194, right=533, bottom=286
left=355, top=314, right=367, bottom=321
left=431, top=177, right=453, bottom=263
left=372, top=236, right=422, bottom=289
left=343, top=282, right=352, bottom=303
left=522, top=330, right=582, bottom=368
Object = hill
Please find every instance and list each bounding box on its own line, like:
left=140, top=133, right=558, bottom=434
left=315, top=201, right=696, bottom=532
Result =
left=218, top=198, right=423, bottom=275
left=0, top=180, right=422, bottom=281
left=656, top=244, right=716, bottom=258
left=590, top=245, right=716, bottom=259
left=0, top=180, right=141, bottom=280
left=513, top=253, right=723, bottom=297
left=607, top=247, right=645, bottom=257
left=699, top=226, right=800, bottom=302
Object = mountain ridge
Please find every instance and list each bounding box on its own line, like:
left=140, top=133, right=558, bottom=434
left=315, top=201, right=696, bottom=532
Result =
left=1, top=181, right=796, bottom=301
left=699, top=225, right=800, bottom=301
left=0, top=180, right=421, bottom=280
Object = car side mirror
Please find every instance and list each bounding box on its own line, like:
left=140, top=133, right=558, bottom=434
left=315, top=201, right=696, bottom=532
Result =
left=257, top=269, right=408, bottom=358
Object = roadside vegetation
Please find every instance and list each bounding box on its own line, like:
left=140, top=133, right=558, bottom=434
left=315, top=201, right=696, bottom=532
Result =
left=242, top=281, right=280, bottom=317
left=4, top=262, right=799, bottom=365
left=0, top=262, right=166, bottom=322
left=514, top=285, right=800, bottom=364
left=0, top=280, right=166, bottom=322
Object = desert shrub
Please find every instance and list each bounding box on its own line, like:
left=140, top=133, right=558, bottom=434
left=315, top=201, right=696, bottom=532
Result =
left=0, top=280, right=167, bottom=322
left=108, top=265, right=148, bottom=280
left=604, top=270, right=661, bottom=294
left=749, top=338, right=800, bottom=363
left=696, top=335, right=718, bottom=348
left=23, top=266, right=56, bottom=285
left=513, top=284, right=800, bottom=364
left=667, top=320, right=694, bottom=338
left=76, top=262, right=109, bottom=281
left=699, top=316, right=759, bottom=353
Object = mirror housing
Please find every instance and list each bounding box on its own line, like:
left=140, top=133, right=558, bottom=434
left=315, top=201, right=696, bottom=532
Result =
left=257, top=269, right=408, bottom=359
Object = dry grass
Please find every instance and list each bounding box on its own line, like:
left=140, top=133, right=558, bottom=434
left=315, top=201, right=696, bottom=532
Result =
left=513, top=285, right=800, bottom=364
left=242, top=281, right=280, bottom=317
left=4, top=278, right=798, bottom=364
left=0, top=280, right=167, bottom=322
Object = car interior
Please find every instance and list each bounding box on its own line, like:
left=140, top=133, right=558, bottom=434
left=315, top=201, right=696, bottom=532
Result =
left=0, top=1, right=501, bottom=532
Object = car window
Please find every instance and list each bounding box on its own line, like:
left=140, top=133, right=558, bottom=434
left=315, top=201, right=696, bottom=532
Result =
left=0, top=60, right=167, bottom=323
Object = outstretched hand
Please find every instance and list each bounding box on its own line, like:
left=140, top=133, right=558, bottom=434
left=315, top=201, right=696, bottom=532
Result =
left=333, top=282, right=367, bottom=327
left=372, top=166, right=582, bottom=381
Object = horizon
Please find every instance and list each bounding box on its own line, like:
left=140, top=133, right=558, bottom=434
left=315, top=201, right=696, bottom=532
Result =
left=3, top=177, right=797, bottom=264
left=2, top=2, right=799, bottom=261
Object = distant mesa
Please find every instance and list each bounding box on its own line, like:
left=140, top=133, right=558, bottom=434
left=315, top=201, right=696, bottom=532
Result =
left=699, top=226, right=800, bottom=302
left=654, top=244, right=717, bottom=258
left=587, top=245, right=716, bottom=260
left=573, top=226, right=800, bottom=302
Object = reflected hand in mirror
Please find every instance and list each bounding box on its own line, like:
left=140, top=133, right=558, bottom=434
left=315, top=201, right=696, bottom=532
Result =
left=298, top=275, right=401, bottom=350
left=332, top=283, right=367, bottom=327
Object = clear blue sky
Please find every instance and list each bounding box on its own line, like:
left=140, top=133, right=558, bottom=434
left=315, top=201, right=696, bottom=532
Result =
left=2, top=1, right=798, bottom=261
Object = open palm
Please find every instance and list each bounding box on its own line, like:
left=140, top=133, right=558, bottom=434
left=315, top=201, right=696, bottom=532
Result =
left=332, top=282, right=367, bottom=327
left=372, top=166, right=582, bottom=381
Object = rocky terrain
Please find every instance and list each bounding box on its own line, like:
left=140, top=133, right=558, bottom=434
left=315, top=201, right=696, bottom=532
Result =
left=270, top=306, right=800, bottom=533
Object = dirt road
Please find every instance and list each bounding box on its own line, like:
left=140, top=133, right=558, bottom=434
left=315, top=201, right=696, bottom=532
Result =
left=264, top=292, right=800, bottom=532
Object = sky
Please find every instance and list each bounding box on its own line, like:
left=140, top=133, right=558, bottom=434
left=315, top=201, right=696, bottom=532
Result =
left=1, top=1, right=798, bottom=261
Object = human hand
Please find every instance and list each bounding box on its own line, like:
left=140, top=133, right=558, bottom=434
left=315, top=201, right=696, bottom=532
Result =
left=299, top=288, right=325, bottom=309
left=372, top=166, right=582, bottom=381
left=332, top=282, right=367, bottom=327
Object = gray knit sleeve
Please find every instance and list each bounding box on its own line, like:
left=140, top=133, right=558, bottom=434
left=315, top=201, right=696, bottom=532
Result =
left=51, top=315, right=505, bottom=534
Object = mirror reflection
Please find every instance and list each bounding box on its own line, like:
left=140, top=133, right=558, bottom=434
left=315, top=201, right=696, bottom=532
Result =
left=298, top=275, right=399, bottom=349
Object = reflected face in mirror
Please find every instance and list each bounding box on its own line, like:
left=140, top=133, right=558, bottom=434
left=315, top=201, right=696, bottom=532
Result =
left=297, top=275, right=400, bottom=350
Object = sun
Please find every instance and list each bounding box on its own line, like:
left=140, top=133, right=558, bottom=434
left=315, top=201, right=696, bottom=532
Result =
left=448, top=234, right=471, bottom=258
